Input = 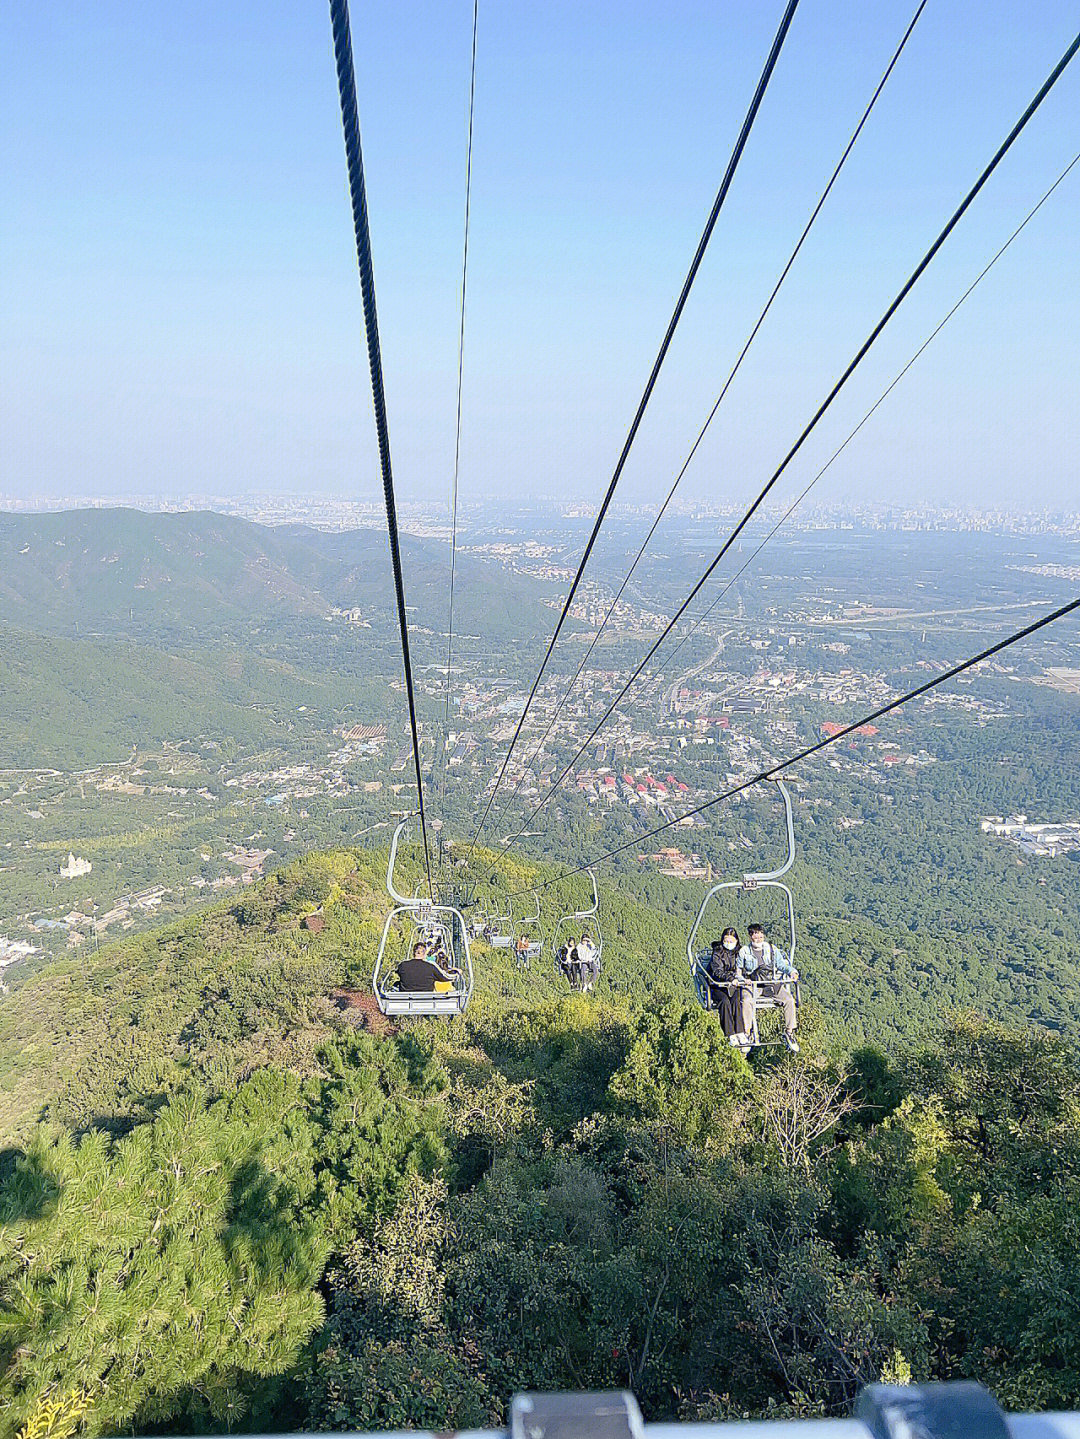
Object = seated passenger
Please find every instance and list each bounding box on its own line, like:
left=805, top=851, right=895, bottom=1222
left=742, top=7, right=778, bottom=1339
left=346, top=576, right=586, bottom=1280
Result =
left=576, top=931, right=600, bottom=993
left=738, top=922, right=799, bottom=1052
left=515, top=934, right=530, bottom=966
left=557, top=937, right=579, bottom=986
left=428, top=937, right=462, bottom=993
left=706, top=928, right=752, bottom=1052
left=397, top=940, right=460, bottom=995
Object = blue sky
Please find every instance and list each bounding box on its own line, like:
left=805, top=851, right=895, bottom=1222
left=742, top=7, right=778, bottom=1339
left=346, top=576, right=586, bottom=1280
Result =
left=2, top=1, right=1078, bottom=513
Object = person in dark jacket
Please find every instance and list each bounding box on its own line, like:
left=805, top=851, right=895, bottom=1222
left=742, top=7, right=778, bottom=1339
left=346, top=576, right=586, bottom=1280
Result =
left=397, top=940, right=460, bottom=994
left=557, top=936, right=579, bottom=987
left=705, top=928, right=752, bottom=1052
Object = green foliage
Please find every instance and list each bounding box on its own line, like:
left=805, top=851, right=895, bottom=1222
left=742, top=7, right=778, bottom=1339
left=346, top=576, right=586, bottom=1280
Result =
left=4, top=841, right=1080, bottom=1433
left=0, top=1026, right=447, bottom=1438
left=607, top=1001, right=753, bottom=1150
left=0, top=1094, right=325, bottom=1438
left=306, top=1177, right=492, bottom=1431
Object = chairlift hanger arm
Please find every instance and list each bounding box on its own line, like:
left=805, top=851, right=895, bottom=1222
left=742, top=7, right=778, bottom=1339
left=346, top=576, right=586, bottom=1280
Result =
left=564, top=869, right=599, bottom=923
left=386, top=815, right=418, bottom=906
left=743, top=780, right=795, bottom=883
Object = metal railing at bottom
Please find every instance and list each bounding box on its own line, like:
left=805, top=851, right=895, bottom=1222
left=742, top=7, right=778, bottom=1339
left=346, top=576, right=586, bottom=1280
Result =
left=237, top=1383, right=1080, bottom=1439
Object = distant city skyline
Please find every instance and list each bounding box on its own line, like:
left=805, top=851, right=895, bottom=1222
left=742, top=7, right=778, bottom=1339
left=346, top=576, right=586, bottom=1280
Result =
left=2, top=489, right=1077, bottom=541
left=3, top=2, right=1079, bottom=513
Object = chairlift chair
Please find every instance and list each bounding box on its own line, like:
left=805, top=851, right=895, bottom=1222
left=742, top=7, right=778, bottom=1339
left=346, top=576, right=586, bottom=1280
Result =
left=512, top=892, right=544, bottom=966
left=372, top=818, right=474, bottom=1017
left=484, top=885, right=516, bottom=949
left=686, top=780, right=801, bottom=1047
left=550, top=870, right=603, bottom=992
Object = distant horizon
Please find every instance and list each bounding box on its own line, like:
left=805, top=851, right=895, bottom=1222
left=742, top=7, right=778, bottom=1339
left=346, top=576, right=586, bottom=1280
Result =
left=1, top=490, right=1078, bottom=532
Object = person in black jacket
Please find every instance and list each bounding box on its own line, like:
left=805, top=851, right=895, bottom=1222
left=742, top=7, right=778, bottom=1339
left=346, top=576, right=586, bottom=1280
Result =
left=706, top=928, right=752, bottom=1052
left=397, top=940, right=460, bottom=993
left=557, top=936, right=579, bottom=988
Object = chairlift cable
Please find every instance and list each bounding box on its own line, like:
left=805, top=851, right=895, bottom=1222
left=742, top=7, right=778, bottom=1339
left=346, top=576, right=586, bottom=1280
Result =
left=441, top=0, right=480, bottom=791
left=329, top=0, right=434, bottom=896
left=660, top=148, right=1080, bottom=675
left=485, top=33, right=1080, bottom=879
left=461, top=0, right=803, bottom=872
left=509, top=593, right=1080, bottom=896
left=484, top=0, right=927, bottom=840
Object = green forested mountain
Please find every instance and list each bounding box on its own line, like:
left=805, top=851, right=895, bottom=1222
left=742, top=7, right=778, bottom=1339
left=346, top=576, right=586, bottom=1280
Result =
left=0, top=507, right=563, bottom=768
left=0, top=510, right=349, bottom=632
left=0, top=509, right=558, bottom=644
left=0, top=625, right=394, bottom=771
left=2, top=513, right=1078, bottom=1436
left=2, top=847, right=1079, bottom=1438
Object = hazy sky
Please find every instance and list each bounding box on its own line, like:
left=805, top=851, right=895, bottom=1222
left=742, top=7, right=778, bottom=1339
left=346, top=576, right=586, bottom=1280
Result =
left=3, top=2, right=1078, bottom=514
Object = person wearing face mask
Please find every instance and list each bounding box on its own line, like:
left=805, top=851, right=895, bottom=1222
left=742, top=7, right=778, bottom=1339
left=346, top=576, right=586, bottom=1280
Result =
left=739, top=921, right=799, bottom=1052
left=704, top=927, right=752, bottom=1051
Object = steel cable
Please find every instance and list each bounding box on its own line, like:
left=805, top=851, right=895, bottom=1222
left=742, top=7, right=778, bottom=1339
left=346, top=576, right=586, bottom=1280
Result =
left=484, top=0, right=927, bottom=840
left=329, top=0, right=433, bottom=895
left=441, top=0, right=480, bottom=788
left=487, top=30, right=1080, bottom=879
left=659, top=149, right=1080, bottom=677
left=509, top=593, right=1080, bottom=895
left=462, top=0, right=803, bottom=871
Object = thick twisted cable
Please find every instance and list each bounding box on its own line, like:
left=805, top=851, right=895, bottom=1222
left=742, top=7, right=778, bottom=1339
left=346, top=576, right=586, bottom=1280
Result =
left=330, top=0, right=433, bottom=896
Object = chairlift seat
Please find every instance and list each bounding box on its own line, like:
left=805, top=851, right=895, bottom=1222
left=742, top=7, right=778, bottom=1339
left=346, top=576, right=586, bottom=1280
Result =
left=550, top=872, right=603, bottom=992
left=745, top=977, right=801, bottom=1046
left=377, top=987, right=470, bottom=1018
left=372, top=831, right=475, bottom=1018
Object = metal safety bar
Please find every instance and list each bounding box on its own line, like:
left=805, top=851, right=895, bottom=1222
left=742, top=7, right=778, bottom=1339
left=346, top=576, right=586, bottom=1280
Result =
left=234, top=1386, right=1080, bottom=1439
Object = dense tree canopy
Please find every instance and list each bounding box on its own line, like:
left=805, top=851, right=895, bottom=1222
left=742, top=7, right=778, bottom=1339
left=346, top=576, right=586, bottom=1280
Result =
left=2, top=850, right=1079, bottom=1439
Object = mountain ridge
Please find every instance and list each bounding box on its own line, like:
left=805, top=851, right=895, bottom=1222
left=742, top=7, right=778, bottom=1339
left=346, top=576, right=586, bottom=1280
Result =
left=0, top=508, right=561, bottom=645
